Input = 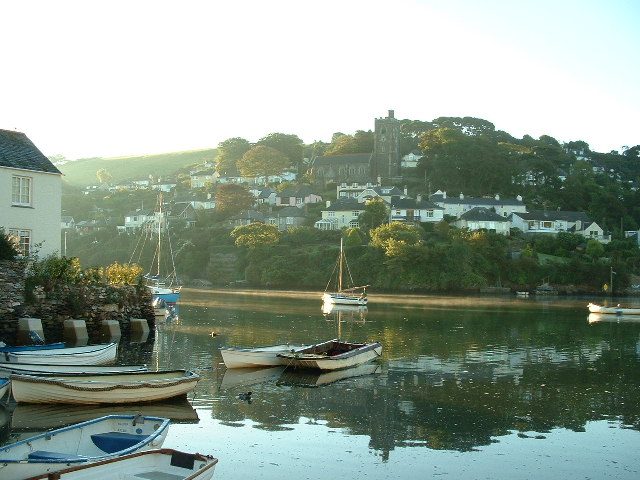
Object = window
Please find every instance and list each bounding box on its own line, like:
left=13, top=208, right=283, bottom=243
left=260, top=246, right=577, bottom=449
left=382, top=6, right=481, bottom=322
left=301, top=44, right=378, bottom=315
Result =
left=352, top=211, right=360, bottom=218
left=328, top=211, right=335, bottom=217
left=589, top=230, right=598, bottom=236
left=8, top=229, right=31, bottom=256
left=12, top=176, right=32, bottom=206
left=286, top=217, right=293, bottom=225
left=426, top=210, right=434, bottom=218
left=541, top=221, right=553, bottom=229
left=296, top=198, right=303, bottom=205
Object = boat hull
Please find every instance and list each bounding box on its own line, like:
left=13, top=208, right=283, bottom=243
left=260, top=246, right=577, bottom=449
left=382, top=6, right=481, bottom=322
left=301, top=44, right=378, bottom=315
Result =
left=220, top=344, right=310, bottom=368
left=322, top=293, right=367, bottom=306
left=0, top=414, right=169, bottom=480
left=277, top=339, right=382, bottom=371
left=19, top=448, right=217, bottom=480
left=588, top=303, right=640, bottom=315
left=10, top=370, right=200, bottom=405
left=0, top=362, right=147, bottom=375
left=5, top=343, right=118, bottom=365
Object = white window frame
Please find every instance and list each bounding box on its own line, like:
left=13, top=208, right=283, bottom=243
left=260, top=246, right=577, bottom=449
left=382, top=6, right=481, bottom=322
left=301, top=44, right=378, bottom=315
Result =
left=12, top=175, right=32, bottom=206
left=8, top=229, right=31, bottom=256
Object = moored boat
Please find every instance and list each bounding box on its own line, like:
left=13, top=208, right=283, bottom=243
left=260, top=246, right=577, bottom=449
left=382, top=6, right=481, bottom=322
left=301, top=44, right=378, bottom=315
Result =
left=0, top=362, right=147, bottom=376
left=220, top=343, right=311, bottom=368
left=322, top=239, right=368, bottom=306
left=0, top=342, right=65, bottom=353
left=10, top=369, right=200, bottom=404
left=0, top=414, right=170, bottom=480
left=587, top=302, right=640, bottom=315
left=277, top=338, right=382, bottom=371
left=5, top=342, right=118, bottom=365
left=21, top=448, right=218, bottom=480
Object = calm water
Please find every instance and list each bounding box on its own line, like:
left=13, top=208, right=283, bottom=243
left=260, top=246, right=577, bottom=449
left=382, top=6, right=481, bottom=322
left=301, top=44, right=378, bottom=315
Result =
left=2, top=289, right=640, bottom=479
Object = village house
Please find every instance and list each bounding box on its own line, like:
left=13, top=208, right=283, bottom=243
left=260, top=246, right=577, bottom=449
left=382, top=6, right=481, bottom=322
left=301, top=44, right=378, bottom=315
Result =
left=389, top=195, right=444, bottom=225
left=249, top=187, right=277, bottom=206
left=430, top=190, right=527, bottom=218
left=0, top=129, right=62, bottom=257
left=190, top=169, right=216, bottom=189
left=454, top=207, right=511, bottom=235
left=61, top=216, right=76, bottom=230
left=266, top=206, right=308, bottom=231
left=509, top=210, right=611, bottom=243
left=226, top=210, right=266, bottom=228
left=314, top=198, right=366, bottom=231
left=275, top=185, right=322, bottom=207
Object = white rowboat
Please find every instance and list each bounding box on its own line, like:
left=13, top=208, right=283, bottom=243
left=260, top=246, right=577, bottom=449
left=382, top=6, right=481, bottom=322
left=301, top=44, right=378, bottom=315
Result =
left=5, top=342, right=118, bottom=365
left=277, top=339, right=383, bottom=371
left=220, top=343, right=311, bottom=368
left=0, top=362, right=147, bottom=375
left=10, top=369, right=200, bottom=404
left=587, top=302, right=640, bottom=315
left=0, top=414, right=169, bottom=480
left=21, top=448, right=218, bottom=480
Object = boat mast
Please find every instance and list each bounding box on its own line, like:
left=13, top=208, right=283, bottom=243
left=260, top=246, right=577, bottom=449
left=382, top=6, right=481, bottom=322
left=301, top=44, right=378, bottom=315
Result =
left=157, top=193, right=162, bottom=277
left=338, top=238, right=344, bottom=293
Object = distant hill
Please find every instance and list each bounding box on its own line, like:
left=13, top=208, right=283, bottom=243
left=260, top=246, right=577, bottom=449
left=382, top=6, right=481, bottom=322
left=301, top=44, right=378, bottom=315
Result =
left=58, top=148, right=218, bottom=186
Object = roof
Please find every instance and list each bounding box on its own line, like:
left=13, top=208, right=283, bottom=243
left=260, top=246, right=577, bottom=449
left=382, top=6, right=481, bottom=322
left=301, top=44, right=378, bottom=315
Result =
left=229, top=210, right=266, bottom=221
left=459, top=207, right=508, bottom=222
left=270, top=206, right=307, bottom=217
left=311, top=153, right=372, bottom=166
left=513, top=210, right=592, bottom=222
left=278, top=185, right=316, bottom=197
left=0, top=129, right=61, bottom=174
left=431, top=193, right=524, bottom=207
left=389, top=197, right=443, bottom=210
left=323, top=198, right=366, bottom=212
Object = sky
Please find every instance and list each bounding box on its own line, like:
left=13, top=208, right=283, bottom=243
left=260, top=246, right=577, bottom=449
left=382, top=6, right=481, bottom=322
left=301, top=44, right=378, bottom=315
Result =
left=2, top=0, right=638, bottom=160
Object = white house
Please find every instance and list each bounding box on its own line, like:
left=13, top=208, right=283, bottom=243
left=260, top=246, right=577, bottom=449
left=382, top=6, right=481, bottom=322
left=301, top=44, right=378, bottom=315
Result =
left=190, top=169, right=216, bottom=189
left=0, top=129, right=62, bottom=257
left=401, top=152, right=422, bottom=169
left=389, top=195, right=444, bottom=225
left=509, top=210, right=611, bottom=243
left=430, top=190, right=527, bottom=218
left=123, top=208, right=154, bottom=233
left=315, top=198, right=366, bottom=231
left=454, top=207, right=511, bottom=235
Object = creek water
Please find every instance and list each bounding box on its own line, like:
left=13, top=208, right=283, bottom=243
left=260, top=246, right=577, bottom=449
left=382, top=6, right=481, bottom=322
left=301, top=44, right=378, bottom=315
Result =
left=2, top=288, right=640, bottom=479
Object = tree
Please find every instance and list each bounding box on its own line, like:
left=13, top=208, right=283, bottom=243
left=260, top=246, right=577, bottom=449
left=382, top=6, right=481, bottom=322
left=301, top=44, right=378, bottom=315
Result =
left=237, top=145, right=290, bottom=182
left=231, top=223, right=280, bottom=248
left=325, top=131, right=374, bottom=155
left=370, top=222, right=423, bottom=252
left=585, top=239, right=605, bottom=262
left=215, top=184, right=254, bottom=218
left=96, top=168, right=113, bottom=184
left=215, top=137, right=251, bottom=175
left=257, top=133, right=303, bottom=171
left=358, top=198, right=389, bottom=232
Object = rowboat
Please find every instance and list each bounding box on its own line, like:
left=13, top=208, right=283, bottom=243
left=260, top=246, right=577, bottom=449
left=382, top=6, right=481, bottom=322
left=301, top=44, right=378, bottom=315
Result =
left=587, top=302, right=640, bottom=315
left=0, top=342, right=65, bottom=353
left=5, top=342, right=118, bottom=365
left=0, top=377, right=9, bottom=399
left=0, top=362, right=147, bottom=376
left=0, top=414, right=170, bottom=480
left=11, top=399, right=199, bottom=431
left=220, top=343, right=310, bottom=368
left=10, top=369, right=200, bottom=405
left=277, top=339, right=383, bottom=371
left=277, top=362, right=381, bottom=387
left=21, top=448, right=218, bottom=480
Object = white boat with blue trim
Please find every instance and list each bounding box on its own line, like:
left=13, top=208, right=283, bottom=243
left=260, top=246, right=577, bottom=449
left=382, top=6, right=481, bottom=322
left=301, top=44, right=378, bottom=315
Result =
left=220, top=343, right=311, bottom=368
left=4, top=342, right=118, bottom=365
left=0, top=414, right=169, bottom=480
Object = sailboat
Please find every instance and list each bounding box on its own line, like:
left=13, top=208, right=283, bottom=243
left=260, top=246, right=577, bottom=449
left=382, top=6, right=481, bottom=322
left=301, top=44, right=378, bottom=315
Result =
left=322, top=238, right=368, bottom=306
left=130, top=193, right=181, bottom=305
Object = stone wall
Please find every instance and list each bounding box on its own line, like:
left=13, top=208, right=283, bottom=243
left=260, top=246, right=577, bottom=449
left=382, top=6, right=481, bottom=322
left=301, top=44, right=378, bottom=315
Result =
left=0, top=260, right=155, bottom=344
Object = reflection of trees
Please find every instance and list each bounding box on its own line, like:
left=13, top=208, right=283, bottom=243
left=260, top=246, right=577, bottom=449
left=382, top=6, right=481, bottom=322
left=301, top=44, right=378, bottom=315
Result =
left=206, top=329, right=640, bottom=460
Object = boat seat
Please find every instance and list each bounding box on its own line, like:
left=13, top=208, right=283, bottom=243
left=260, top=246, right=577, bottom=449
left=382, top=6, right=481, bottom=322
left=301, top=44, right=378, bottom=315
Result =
left=27, top=450, right=86, bottom=461
left=91, top=432, right=149, bottom=453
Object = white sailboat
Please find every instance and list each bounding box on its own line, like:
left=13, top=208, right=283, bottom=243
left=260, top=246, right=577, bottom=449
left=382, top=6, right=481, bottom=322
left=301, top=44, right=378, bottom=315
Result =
left=130, top=193, right=181, bottom=305
left=322, top=238, right=368, bottom=306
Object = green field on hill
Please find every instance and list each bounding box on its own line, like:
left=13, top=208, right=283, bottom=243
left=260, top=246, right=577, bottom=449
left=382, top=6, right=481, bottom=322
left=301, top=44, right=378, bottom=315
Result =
left=59, top=148, right=218, bottom=186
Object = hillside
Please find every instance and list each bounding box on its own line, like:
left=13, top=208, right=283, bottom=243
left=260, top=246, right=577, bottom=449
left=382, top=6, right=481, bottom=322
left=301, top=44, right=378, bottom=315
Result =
left=58, top=148, right=218, bottom=186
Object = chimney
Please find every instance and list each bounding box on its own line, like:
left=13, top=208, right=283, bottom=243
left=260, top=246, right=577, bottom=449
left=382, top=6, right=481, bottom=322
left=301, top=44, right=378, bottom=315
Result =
left=459, top=193, right=464, bottom=199
left=404, top=185, right=408, bottom=195
left=417, top=194, right=422, bottom=202
left=388, top=109, right=394, bottom=118
left=495, top=194, right=500, bottom=201
left=516, top=194, right=523, bottom=202
left=326, top=200, right=331, bottom=208
left=443, top=191, right=447, bottom=199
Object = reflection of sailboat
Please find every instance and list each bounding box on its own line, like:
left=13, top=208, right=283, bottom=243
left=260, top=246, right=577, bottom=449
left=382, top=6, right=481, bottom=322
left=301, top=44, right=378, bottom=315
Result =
left=322, top=302, right=367, bottom=321
left=322, top=239, right=368, bottom=306
left=588, top=313, right=640, bottom=324
left=277, top=363, right=381, bottom=387
left=219, top=366, right=285, bottom=389
left=130, top=193, right=181, bottom=305
left=10, top=398, right=199, bottom=431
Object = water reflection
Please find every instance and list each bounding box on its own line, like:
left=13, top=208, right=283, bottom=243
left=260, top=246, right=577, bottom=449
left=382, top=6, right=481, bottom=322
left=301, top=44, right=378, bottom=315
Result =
left=2, top=289, right=640, bottom=479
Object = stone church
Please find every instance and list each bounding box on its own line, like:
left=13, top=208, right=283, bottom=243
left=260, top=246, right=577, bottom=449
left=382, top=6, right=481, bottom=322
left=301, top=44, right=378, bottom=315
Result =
left=308, top=110, right=401, bottom=185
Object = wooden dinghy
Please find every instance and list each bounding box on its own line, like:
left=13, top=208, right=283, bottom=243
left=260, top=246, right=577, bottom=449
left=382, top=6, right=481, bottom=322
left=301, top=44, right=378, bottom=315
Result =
left=21, top=448, right=218, bottom=480
left=219, top=343, right=311, bottom=368
left=0, top=414, right=170, bottom=480
left=5, top=343, right=118, bottom=366
left=10, top=370, right=200, bottom=405
left=277, top=338, right=382, bottom=371
left=0, top=362, right=147, bottom=376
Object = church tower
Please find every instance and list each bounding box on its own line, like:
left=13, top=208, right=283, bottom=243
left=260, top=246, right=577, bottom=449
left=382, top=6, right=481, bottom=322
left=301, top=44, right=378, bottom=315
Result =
left=371, top=110, right=401, bottom=182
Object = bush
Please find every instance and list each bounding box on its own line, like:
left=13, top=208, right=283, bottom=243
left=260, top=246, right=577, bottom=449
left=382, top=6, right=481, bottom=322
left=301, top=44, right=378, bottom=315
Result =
left=0, top=228, right=17, bottom=260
